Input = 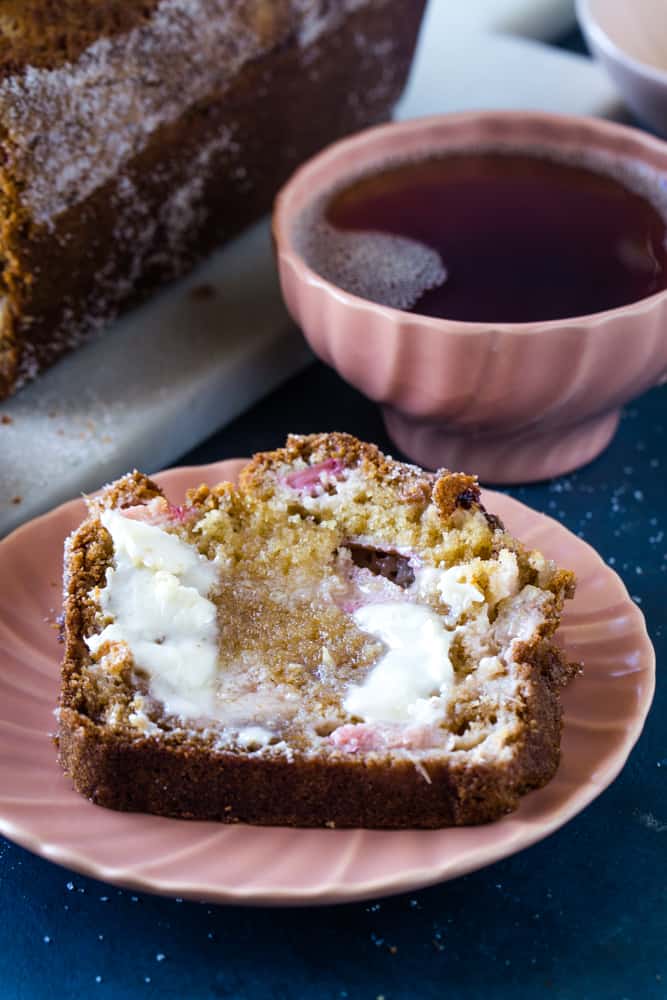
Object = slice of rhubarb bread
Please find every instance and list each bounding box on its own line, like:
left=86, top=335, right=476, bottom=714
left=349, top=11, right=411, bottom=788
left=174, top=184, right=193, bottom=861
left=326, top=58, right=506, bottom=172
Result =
left=59, top=432, right=577, bottom=828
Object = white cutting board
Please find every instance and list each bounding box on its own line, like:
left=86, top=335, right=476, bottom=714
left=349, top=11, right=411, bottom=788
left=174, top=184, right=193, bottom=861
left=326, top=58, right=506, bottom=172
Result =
left=0, top=0, right=624, bottom=537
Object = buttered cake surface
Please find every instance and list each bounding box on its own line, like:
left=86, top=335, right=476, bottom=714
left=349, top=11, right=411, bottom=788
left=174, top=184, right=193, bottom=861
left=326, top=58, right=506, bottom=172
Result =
left=59, top=434, right=577, bottom=827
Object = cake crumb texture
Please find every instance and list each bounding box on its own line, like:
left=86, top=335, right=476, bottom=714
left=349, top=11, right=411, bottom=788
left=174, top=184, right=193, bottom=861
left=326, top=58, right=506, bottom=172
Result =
left=59, top=434, right=578, bottom=828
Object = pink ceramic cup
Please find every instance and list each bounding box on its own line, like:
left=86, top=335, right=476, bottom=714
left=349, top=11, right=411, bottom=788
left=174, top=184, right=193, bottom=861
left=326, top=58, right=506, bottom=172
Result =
left=273, top=111, right=667, bottom=484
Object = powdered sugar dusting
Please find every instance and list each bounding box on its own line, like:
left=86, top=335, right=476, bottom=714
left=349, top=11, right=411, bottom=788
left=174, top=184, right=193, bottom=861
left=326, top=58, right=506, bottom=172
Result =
left=293, top=0, right=368, bottom=47
left=160, top=131, right=234, bottom=257
left=0, top=2, right=252, bottom=222
left=0, top=0, right=373, bottom=224
left=12, top=128, right=235, bottom=389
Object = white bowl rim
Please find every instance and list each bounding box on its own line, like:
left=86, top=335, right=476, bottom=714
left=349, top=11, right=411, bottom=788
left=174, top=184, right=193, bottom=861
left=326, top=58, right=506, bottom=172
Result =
left=576, top=0, right=667, bottom=88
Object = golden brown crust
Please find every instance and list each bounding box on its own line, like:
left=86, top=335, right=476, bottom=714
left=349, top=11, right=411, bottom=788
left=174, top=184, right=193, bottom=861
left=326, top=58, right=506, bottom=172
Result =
left=58, top=666, right=569, bottom=828
left=86, top=470, right=163, bottom=516
left=58, top=437, right=578, bottom=828
left=0, top=1, right=299, bottom=77
left=59, top=639, right=573, bottom=828
left=0, top=1, right=426, bottom=397
left=0, top=2, right=163, bottom=77
left=241, top=431, right=439, bottom=510
left=241, top=432, right=508, bottom=531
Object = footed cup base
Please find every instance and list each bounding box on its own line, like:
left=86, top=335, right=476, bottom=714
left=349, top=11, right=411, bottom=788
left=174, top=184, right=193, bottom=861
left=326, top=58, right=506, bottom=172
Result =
left=381, top=408, right=621, bottom=484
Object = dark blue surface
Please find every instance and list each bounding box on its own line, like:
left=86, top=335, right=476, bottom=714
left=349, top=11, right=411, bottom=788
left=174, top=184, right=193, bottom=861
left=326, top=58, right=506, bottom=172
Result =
left=2, top=24, right=666, bottom=1000
left=1, top=363, right=665, bottom=1000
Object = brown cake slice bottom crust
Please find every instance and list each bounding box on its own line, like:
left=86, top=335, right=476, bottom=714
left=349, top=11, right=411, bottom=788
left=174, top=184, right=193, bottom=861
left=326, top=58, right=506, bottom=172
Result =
left=59, top=434, right=578, bottom=828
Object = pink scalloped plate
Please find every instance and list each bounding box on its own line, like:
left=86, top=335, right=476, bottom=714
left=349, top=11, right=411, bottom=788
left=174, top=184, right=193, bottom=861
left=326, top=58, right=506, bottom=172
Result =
left=0, top=460, right=655, bottom=906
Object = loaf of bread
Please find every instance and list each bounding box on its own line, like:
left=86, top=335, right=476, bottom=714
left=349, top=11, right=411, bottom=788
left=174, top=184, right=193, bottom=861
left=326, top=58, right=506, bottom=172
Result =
left=0, top=1, right=425, bottom=397
left=59, top=433, right=577, bottom=828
